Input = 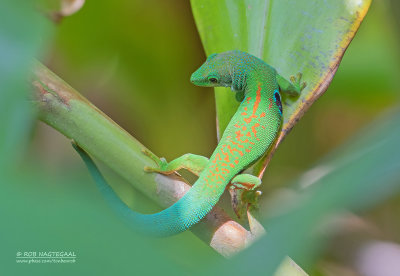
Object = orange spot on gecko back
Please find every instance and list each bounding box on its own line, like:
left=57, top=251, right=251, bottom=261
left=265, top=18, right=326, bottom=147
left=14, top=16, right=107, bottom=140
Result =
left=236, top=130, right=251, bottom=143
left=220, top=147, right=230, bottom=162
left=244, top=85, right=262, bottom=124
left=227, top=145, right=244, bottom=158
left=253, top=85, right=262, bottom=114
left=212, top=153, right=221, bottom=163
left=221, top=168, right=230, bottom=174
left=230, top=139, right=244, bottom=149
left=260, top=112, right=266, bottom=117
left=251, top=123, right=261, bottom=140
left=244, top=116, right=255, bottom=124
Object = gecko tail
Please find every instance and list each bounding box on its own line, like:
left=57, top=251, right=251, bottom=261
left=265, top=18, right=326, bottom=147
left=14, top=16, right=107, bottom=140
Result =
left=72, top=143, right=217, bottom=237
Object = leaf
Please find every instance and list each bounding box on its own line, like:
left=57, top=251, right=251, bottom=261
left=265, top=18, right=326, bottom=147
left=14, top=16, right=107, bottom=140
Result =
left=191, top=0, right=371, bottom=176
left=0, top=1, right=48, bottom=171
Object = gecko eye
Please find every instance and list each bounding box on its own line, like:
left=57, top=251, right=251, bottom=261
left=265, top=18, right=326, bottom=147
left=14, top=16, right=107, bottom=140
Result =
left=208, top=77, right=218, bottom=83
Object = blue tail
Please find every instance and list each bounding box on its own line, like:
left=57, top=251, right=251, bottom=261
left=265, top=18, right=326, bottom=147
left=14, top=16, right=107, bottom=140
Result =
left=72, top=143, right=219, bottom=237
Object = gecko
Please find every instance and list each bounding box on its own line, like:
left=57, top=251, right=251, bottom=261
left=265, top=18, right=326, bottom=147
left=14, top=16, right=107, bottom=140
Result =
left=74, top=50, right=305, bottom=236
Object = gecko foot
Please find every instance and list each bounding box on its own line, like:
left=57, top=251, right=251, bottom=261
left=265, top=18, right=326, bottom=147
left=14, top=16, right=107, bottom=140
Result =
left=142, top=149, right=171, bottom=174
left=229, top=188, right=262, bottom=219
left=290, top=72, right=307, bottom=93
left=229, top=174, right=262, bottom=218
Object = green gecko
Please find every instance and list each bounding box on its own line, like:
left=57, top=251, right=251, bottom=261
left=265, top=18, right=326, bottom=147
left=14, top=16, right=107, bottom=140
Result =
left=75, top=50, right=305, bottom=237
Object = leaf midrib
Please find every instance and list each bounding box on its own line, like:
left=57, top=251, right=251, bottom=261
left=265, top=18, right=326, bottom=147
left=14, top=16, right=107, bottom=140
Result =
left=257, top=0, right=272, bottom=58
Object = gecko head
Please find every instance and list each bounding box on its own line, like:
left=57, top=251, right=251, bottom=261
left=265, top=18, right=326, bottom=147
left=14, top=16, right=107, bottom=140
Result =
left=190, top=52, right=235, bottom=88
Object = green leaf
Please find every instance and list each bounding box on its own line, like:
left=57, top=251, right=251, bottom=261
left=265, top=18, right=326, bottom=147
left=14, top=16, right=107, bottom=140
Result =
left=0, top=1, right=49, bottom=171
left=191, top=0, right=371, bottom=175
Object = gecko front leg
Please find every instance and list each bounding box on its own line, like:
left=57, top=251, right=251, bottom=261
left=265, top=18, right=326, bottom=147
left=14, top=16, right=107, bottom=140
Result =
left=229, top=174, right=262, bottom=190
left=228, top=174, right=262, bottom=219
left=142, top=149, right=209, bottom=176
left=277, top=72, right=307, bottom=97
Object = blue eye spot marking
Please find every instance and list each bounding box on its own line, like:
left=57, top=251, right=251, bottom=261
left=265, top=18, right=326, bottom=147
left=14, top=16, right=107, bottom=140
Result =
left=274, top=90, right=282, bottom=115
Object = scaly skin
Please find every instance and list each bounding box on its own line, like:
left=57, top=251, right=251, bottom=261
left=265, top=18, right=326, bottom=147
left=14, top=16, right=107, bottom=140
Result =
left=75, top=50, right=305, bottom=236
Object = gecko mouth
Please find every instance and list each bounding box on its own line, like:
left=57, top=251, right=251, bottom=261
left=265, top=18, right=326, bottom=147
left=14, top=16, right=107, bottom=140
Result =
left=190, top=74, right=209, bottom=86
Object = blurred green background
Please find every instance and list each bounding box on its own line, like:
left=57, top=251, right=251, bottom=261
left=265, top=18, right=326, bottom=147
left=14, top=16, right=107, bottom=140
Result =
left=1, top=0, right=400, bottom=275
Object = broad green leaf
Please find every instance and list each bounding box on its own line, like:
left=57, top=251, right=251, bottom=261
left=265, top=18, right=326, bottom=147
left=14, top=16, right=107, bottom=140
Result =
left=191, top=0, right=371, bottom=175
